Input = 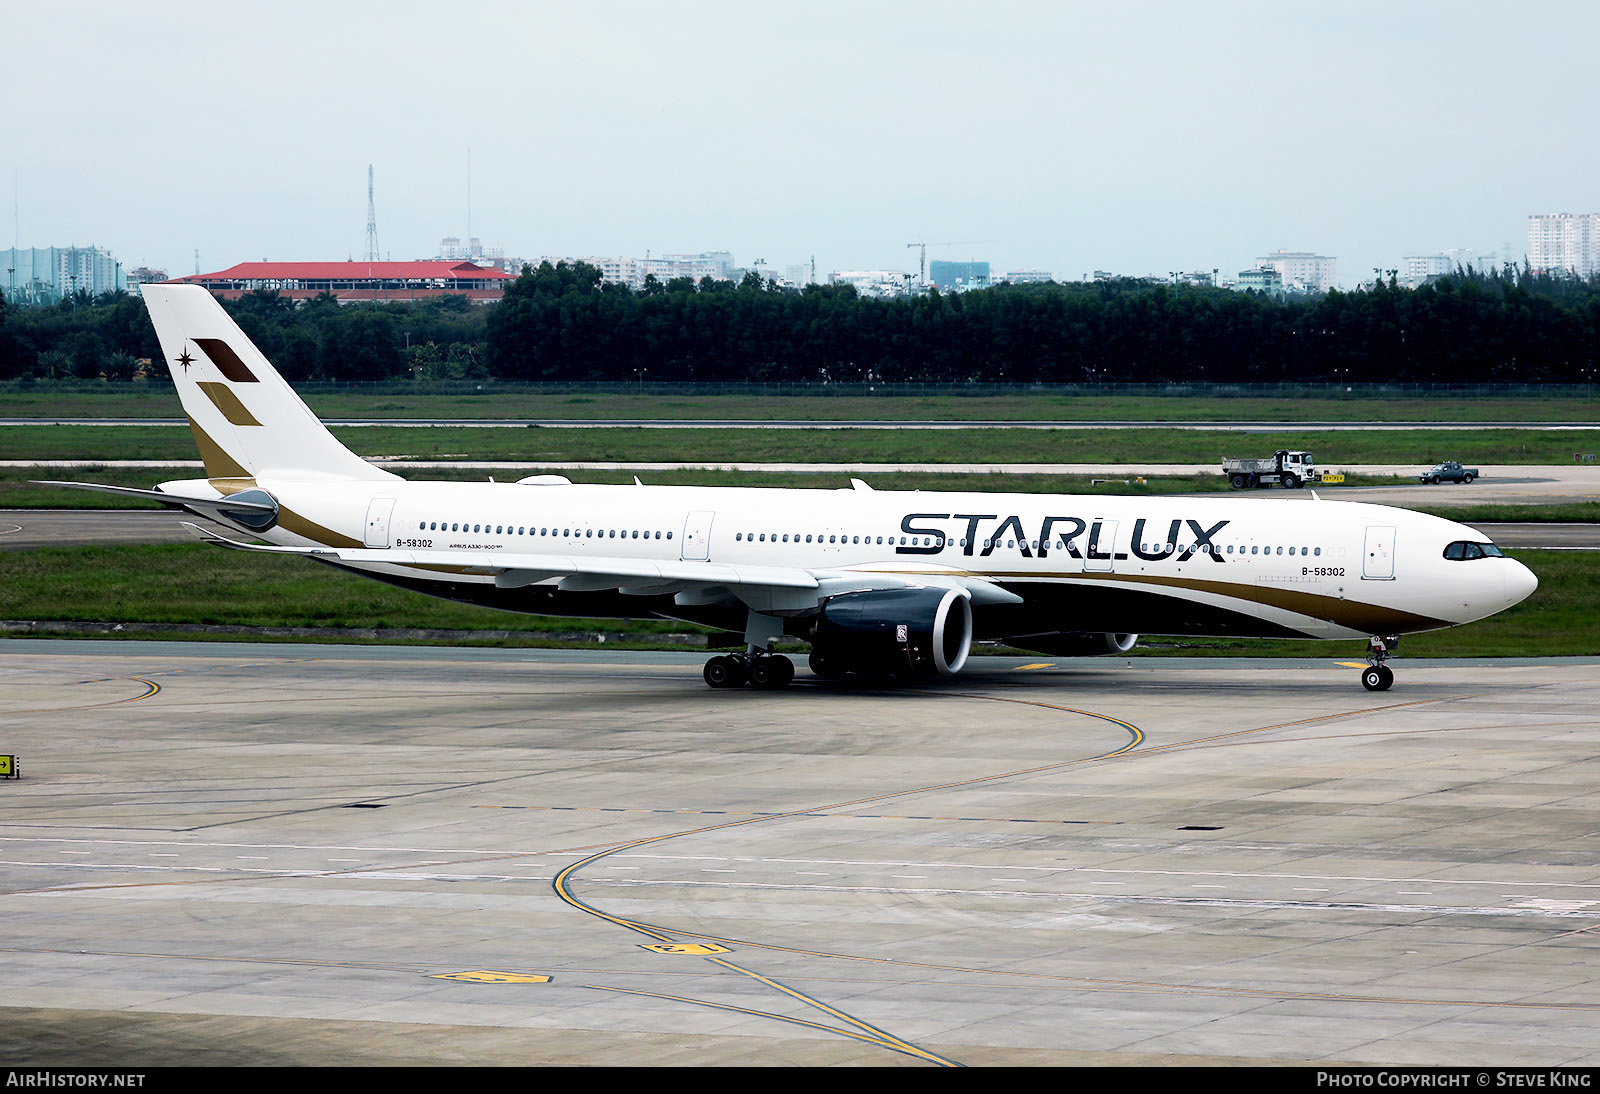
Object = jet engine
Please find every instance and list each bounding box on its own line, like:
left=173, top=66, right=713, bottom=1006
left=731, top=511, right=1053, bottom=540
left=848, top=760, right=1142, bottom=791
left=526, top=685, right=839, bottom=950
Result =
left=807, top=587, right=972, bottom=679
left=1005, top=632, right=1139, bottom=657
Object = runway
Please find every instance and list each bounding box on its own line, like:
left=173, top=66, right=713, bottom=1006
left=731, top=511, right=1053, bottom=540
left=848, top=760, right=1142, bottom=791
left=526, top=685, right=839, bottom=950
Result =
left=1, top=641, right=1596, bottom=1066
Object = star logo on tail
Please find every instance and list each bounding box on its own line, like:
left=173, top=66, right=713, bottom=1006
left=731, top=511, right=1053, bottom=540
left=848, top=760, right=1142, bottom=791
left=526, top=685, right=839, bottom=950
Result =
left=176, top=348, right=194, bottom=372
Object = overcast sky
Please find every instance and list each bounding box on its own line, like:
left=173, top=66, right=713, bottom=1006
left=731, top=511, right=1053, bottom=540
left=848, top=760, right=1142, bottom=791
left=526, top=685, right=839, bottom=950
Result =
left=6, top=1, right=1596, bottom=288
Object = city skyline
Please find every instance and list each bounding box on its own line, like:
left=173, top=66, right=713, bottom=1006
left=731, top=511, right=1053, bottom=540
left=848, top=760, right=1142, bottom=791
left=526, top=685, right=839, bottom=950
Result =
left=6, top=2, right=1596, bottom=290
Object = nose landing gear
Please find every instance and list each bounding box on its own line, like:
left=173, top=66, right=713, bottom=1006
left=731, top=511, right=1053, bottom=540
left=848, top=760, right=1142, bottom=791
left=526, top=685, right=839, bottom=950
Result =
left=1361, top=635, right=1399, bottom=692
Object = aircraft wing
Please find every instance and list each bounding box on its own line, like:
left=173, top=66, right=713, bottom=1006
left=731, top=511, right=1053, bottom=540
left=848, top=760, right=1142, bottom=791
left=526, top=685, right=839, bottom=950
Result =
left=180, top=522, right=820, bottom=592
left=179, top=523, right=1022, bottom=607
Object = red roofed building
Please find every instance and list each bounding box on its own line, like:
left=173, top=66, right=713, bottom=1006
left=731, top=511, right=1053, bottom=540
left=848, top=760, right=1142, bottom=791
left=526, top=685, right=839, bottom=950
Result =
left=170, top=260, right=515, bottom=303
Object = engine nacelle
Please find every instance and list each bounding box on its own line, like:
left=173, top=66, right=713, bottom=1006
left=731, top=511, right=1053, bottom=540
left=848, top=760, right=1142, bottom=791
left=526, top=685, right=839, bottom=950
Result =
left=1005, top=632, right=1139, bottom=657
left=810, top=587, right=973, bottom=678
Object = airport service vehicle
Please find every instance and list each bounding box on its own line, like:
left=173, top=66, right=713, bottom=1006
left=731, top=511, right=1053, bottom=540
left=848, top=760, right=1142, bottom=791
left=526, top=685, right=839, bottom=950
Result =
left=1420, top=461, right=1479, bottom=485
left=1222, top=450, right=1329, bottom=489
left=46, top=286, right=1537, bottom=694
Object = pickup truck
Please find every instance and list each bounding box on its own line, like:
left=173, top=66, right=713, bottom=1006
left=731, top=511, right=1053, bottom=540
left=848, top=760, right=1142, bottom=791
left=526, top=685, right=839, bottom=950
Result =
left=1420, top=461, right=1479, bottom=484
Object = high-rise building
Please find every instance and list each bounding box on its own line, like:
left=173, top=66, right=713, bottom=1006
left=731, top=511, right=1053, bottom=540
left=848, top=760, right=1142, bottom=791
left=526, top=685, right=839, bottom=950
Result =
left=1, top=245, right=125, bottom=303
left=1527, top=213, right=1600, bottom=278
left=641, top=253, right=732, bottom=286
left=1232, top=267, right=1285, bottom=296
left=1255, top=250, right=1337, bottom=293
left=929, top=260, right=990, bottom=292
left=1400, top=254, right=1455, bottom=288
left=662, top=251, right=734, bottom=279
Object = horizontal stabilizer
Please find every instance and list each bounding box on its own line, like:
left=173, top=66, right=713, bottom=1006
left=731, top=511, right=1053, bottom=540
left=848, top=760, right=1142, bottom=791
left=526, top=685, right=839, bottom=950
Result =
left=40, top=481, right=279, bottom=529
left=37, top=481, right=270, bottom=511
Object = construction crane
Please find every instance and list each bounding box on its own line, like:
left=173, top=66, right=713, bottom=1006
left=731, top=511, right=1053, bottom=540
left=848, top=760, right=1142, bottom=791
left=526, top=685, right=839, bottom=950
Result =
left=906, top=239, right=993, bottom=287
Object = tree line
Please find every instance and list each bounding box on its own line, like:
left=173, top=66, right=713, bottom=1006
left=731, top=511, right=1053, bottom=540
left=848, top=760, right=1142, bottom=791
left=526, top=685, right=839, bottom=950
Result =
left=3, top=264, right=1598, bottom=384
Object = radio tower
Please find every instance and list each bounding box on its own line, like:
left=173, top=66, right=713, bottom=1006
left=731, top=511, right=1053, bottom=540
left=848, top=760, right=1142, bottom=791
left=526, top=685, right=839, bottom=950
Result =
left=364, top=165, right=380, bottom=263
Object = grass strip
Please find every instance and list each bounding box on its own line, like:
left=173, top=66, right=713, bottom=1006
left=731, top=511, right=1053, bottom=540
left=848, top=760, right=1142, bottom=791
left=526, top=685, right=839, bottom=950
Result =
left=4, top=388, right=1599, bottom=423
left=4, top=423, right=1599, bottom=466
left=0, top=543, right=703, bottom=637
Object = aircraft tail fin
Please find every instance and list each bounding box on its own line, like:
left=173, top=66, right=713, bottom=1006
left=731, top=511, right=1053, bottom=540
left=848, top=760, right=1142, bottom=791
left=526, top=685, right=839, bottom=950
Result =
left=140, top=284, right=396, bottom=484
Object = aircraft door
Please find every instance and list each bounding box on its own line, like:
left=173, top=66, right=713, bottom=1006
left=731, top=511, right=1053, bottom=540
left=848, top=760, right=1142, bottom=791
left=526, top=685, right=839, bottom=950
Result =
left=1362, top=524, right=1396, bottom=580
left=681, top=510, right=715, bottom=560
left=364, top=497, right=397, bottom=548
left=1084, top=518, right=1117, bottom=572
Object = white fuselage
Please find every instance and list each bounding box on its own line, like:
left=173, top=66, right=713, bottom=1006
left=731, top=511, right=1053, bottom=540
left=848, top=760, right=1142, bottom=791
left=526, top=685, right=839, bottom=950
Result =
left=174, top=474, right=1538, bottom=644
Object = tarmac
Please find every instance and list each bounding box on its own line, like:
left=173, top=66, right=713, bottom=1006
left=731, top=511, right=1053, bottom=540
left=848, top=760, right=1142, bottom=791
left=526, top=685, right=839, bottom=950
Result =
left=1, top=641, right=1596, bottom=1067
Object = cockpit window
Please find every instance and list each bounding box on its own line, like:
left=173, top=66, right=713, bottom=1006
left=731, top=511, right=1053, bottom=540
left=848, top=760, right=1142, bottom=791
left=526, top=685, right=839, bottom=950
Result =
left=1443, top=541, right=1504, bottom=560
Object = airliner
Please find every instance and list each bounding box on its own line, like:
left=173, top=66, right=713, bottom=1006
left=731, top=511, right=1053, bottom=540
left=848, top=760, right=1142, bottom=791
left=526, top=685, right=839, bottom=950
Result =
left=47, top=285, right=1537, bottom=692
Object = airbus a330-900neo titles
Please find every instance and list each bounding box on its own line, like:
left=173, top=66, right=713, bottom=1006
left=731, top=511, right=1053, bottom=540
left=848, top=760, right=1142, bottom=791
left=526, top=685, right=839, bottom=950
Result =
left=47, top=285, right=1537, bottom=692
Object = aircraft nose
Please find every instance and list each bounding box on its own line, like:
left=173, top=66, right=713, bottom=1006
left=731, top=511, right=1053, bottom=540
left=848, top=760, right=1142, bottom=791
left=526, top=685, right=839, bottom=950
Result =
left=1504, top=558, right=1538, bottom=607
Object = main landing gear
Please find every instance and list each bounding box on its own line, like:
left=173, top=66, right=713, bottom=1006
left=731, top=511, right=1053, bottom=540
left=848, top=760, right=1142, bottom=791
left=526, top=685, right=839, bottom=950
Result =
left=1361, top=635, right=1398, bottom=692
left=703, top=651, right=795, bottom=690
left=704, top=612, right=795, bottom=689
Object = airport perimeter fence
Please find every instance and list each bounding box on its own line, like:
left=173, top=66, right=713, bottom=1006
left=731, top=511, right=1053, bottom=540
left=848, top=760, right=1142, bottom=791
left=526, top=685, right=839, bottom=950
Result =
left=6, top=379, right=1600, bottom=400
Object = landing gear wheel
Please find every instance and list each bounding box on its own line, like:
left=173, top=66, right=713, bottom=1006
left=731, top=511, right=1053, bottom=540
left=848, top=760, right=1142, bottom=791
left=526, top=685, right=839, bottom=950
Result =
left=704, top=656, right=733, bottom=688
left=750, top=655, right=795, bottom=689
left=704, top=655, right=745, bottom=689
left=1360, top=664, right=1394, bottom=692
